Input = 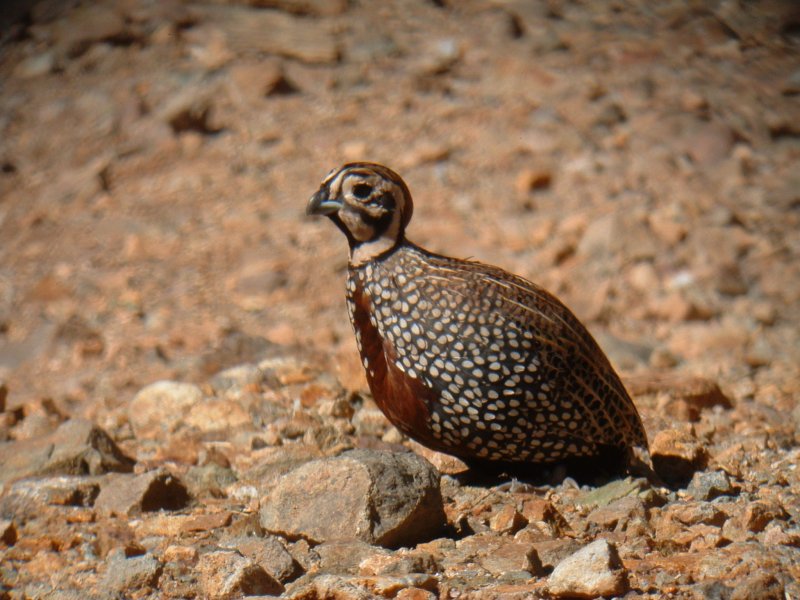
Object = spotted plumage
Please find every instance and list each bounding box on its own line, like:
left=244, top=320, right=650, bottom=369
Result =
left=308, top=162, right=647, bottom=470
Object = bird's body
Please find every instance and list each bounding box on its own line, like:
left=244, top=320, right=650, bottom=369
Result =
left=308, top=162, right=647, bottom=472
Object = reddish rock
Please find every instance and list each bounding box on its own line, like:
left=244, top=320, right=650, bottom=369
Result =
left=651, top=429, right=709, bottom=485
left=197, top=550, right=282, bottom=599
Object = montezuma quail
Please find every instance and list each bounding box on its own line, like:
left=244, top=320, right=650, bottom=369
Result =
left=307, top=162, right=647, bottom=472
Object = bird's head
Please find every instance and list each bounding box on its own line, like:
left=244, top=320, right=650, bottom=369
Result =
left=307, top=162, right=413, bottom=264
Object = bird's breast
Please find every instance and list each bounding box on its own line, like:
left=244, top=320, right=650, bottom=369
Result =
left=346, top=269, right=437, bottom=445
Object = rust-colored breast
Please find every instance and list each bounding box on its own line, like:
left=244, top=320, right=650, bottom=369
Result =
left=348, top=277, right=441, bottom=448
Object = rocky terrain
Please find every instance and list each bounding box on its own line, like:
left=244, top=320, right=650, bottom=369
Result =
left=1, top=0, right=799, bottom=598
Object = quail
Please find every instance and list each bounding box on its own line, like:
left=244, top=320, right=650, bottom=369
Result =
left=307, top=162, right=647, bottom=473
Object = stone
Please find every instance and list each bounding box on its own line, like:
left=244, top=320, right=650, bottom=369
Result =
left=127, top=381, right=205, bottom=440
left=729, top=573, right=785, bottom=600
left=687, top=470, right=737, bottom=501
left=577, top=477, right=652, bottom=509
left=478, top=541, right=543, bottom=576
left=358, top=549, right=438, bottom=576
left=0, top=476, right=101, bottom=519
left=221, top=535, right=302, bottom=583
left=0, top=519, right=16, bottom=545
left=587, top=496, right=646, bottom=531
left=313, top=540, right=385, bottom=575
left=46, top=4, right=126, bottom=56
left=684, top=120, right=735, bottom=165
left=547, top=539, right=629, bottom=598
left=741, top=501, right=788, bottom=533
left=198, top=550, right=283, bottom=599
left=660, top=502, right=728, bottom=528
left=12, top=51, right=55, bottom=79
left=184, top=463, right=238, bottom=499
left=259, top=449, right=445, bottom=548
left=529, top=539, right=582, bottom=571
left=248, top=0, right=349, bottom=16
left=183, top=398, right=254, bottom=435
left=0, top=419, right=133, bottom=485
left=180, top=511, right=232, bottom=533
left=405, top=440, right=469, bottom=476
left=627, top=375, right=733, bottom=422
left=103, top=551, right=163, bottom=595
left=520, top=497, right=569, bottom=536
left=489, top=504, right=528, bottom=534
left=187, top=5, right=339, bottom=64
left=94, top=468, right=190, bottom=516
left=650, top=429, right=709, bottom=485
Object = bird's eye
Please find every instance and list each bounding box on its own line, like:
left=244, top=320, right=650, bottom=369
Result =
left=352, top=183, right=373, bottom=199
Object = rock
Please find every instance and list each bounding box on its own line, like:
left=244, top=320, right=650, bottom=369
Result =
left=515, top=167, right=553, bottom=195
left=248, top=0, right=349, bottom=16
left=577, top=477, right=654, bottom=509
left=684, top=120, right=735, bottom=165
left=180, top=511, right=232, bottom=534
left=0, top=519, right=16, bottom=545
left=358, top=549, right=438, bottom=576
left=529, top=539, right=583, bottom=571
left=184, top=463, right=238, bottom=499
left=127, top=381, right=205, bottom=440
left=0, top=419, right=133, bottom=485
left=660, top=502, right=728, bottom=527
left=103, top=551, right=162, bottom=596
left=0, top=476, right=101, bottom=519
left=259, top=449, right=445, bottom=548
left=221, top=535, right=302, bottom=583
left=651, top=429, right=709, bottom=486
left=478, top=541, right=543, bottom=576
left=12, top=51, right=56, bottom=79
left=313, top=540, right=387, bottom=575
left=45, top=4, right=127, bottom=56
left=183, top=397, right=254, bottom=436
left=547, top=539, right=629, bottom=598
left=740, top=501, right=788, bottom=533
left=94, top=469, right=190, bottom=516
left=587, top=496, right=647, bottom=531
left=187, top=5, right=339, bottom=64
left=184, top=25, right=235, bottom=70
left=687, top=470, right=737, bottom=501
left=489, top=504, right=528, bottom=534
left=286, top=573, right=437, bottom=600
left=729, top=573, right=785, bottom=600
left=197, top=550, right=283, bottom=599
left=627, top=375, right=733, bottom=423
left=520, top=497, right=568, bottom=537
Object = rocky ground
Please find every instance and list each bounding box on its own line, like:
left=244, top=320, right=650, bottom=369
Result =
left=1, top=0, right=799, bottom=598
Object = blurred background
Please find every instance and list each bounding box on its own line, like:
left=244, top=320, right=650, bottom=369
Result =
left=0, top=0, right=798, bottom=433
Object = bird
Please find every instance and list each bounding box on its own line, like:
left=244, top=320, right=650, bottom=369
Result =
left=307, top=162, right=647, bottom=475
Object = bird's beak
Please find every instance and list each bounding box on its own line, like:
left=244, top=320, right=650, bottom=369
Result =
left=306, top=189, right=342, bottom=216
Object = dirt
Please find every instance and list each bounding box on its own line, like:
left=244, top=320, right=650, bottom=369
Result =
left=1, top=0, right=799, bottom=598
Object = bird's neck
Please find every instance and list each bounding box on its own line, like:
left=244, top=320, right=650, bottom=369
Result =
left=349, top=233, right=404, bottom=266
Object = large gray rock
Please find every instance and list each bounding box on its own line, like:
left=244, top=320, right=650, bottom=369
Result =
left=259, top=450, right=445, bottom=548
left=0, top=419, right=133, bottom=485
left=547, top=539, right=629, bottom=598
